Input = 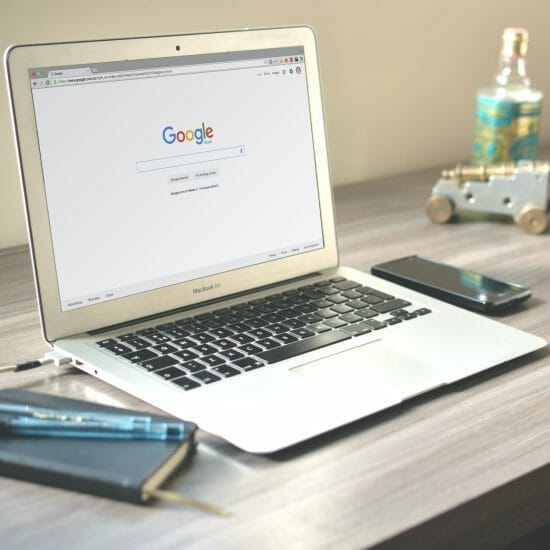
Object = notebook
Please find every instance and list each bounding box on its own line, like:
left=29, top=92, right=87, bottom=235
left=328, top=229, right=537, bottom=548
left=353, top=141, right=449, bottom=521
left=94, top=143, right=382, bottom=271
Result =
left=5, top=26, right=546, bottom=453
left=0, top=388, right=197, bottom=505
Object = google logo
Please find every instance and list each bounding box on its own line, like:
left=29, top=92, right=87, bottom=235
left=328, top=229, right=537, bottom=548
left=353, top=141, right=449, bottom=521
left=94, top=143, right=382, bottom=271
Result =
left=162, top=123, right=214, bottom=145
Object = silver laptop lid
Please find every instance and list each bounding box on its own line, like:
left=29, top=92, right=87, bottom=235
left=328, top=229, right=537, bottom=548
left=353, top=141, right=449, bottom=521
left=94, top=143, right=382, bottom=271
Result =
left=5, top=27, right=338, bottom=341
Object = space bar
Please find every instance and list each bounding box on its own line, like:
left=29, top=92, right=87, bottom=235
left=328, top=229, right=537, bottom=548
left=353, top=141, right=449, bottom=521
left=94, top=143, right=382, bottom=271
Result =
left=256, top=331, right=351, bottom=364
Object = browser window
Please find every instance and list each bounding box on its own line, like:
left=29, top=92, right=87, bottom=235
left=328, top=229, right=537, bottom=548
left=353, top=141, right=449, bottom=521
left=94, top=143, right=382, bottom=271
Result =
left=30, top=48, right=323, bottom=311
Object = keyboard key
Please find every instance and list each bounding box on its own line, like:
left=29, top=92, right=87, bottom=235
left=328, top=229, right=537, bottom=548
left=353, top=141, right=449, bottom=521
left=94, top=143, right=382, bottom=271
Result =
left=155, top=322, right=177, bottom=331
left=154, top=366, right=187, bottom=381
left=371, top=299, right=412, bottom=314
left=238, top=343, right=264, bottom=355
left=104, top=343, right=133, bottom=355
left=122, top=348, right=158, bottom=363
left=195, top=312, right=215, bottom=320
left=318, top=286, right=339, bottom=296
left=244, top=318, right=268, bottom=329
left=233, top=357, right=265, bottom=371
left=257, top=338, right=281, bottom=350
left=173, top=349, right=199, bottom=362
left=275, top=332, right=298, bottom=345
left=186, top=322, right=209, bottom=334
left=346, top=299, right=368, bottom=310
left=330, top=303, right=354, bottom=314
left=192, top=370, right=222, bottom=384
left=193, top=344, right=219, bottom=356
left=359, top=294, right=384, bottom=305
left=356, top=307, right=378, bottom=319
left=339, top=313, right=363, bottom=324
left=298, top=314, right=323, bottom=325
left=248, top=328, right=273, bottom=339
left=201, top=355, right=226, bottom=367
left=212, top=365, right=241, bottom=378
left=341, top=290, right=363, bottom=300
left=96, top=338, right=118, bottom=348
left=266, top=323, right=289, bottom=335
left=314, top=280, right=332, bottom=287
left=384, top=317, right=403, bottom=325
left=203, top=318, right=225, bottom=329
left=359, top=319, right=386, bottom=330
left=175, top=318, right=194, bottom=327
left=323, top=318, right=348, bottom=329
left=162, top=328, right=189, bottom=339
left=312, top=299, right=333, bottom=309
left=326, top=294, right=348, bottom=305
left=136, top=328, right=158, bottom=336
left=118, top=333, right=136, bottom=342
left=152, top=343, right=178, bottom=355
left=291, top=328, right=316, bottom=339
left=228, top=322, right=252, bottom=333
left=340, top=324, right=372, bottom=336
left=283, top=319, right=306, bottom=330
left=123, top=337, right=150, bottom=350
left=219, top=348, right=245, bottom=361
left=147, top=333, right=171, bottom=344
left=357, top=287, right=394, bottom=300
left=210, top=327, right=235, bottom=338
left=172, top=376, right=201, bottom=390
left=214, top=338, right=237, bottom=350
left=181, top=360, right=208, bottom=373
left=257, top=330, right=351, bottom=364
left=306, top=323, right=332, bottom=334
left=329, top=276, right=346, bottom=283
left=139, top=355, right=179, bottom=371
left=413, top=308, right=432, bottom=315
left=333, top=280, right=361, bottom=291
left=193, top=332, right=216, bottom=344
left=316, top=308, right=338, bottom=319
left=173, top=337, right=199, bottom=349
left=261, top=313, right=286, bottom=324
left=232, top=333, right=254, bottom=345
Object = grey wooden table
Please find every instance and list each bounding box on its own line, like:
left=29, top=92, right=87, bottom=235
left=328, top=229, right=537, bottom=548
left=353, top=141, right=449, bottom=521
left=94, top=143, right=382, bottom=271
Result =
left=1, top=166, right=549, bottom=549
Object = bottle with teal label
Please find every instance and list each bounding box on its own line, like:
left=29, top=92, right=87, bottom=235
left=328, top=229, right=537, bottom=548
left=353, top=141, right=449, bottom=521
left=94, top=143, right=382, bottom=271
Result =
left=472, top=27, right=543, bottom=165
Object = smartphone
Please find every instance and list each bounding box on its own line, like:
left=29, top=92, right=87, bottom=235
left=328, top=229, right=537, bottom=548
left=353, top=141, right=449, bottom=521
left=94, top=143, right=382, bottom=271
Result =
left=371, top=255, right=531, bottom=313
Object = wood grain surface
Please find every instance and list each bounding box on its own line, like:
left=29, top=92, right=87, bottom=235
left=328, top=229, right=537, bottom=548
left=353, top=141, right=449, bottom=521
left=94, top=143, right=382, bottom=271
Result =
left=1, top=165, right=549, bottom=550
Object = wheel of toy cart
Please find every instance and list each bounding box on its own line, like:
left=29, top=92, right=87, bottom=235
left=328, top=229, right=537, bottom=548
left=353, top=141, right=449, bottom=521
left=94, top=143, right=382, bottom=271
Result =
left=425, top=195, right=454, bottom=224
left=518, top=205, right=548, bottom=234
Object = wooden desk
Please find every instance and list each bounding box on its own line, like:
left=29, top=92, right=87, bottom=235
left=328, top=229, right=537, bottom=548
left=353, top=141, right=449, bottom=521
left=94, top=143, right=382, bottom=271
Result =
left=1, top=167, right=549, bottom=549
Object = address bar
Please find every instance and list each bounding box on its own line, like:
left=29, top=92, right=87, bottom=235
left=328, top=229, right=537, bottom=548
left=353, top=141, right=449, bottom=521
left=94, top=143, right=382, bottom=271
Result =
left=56, top=59, right=266, bottom=86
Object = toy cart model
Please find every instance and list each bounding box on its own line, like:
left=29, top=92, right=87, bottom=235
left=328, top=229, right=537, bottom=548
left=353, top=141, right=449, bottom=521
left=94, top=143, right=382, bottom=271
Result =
left=426, top=161, right=550, bottom=234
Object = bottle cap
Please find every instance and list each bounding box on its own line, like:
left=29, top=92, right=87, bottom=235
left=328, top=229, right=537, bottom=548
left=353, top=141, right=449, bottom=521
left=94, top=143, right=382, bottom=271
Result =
left=500, top=27, right=528, bottom=58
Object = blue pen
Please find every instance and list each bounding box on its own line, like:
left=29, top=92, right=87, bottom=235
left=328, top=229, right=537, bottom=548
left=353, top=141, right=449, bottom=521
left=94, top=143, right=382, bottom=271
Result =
left=0, top=402, right=153, bottom=428
left=0, top=413, right=185, bottom=441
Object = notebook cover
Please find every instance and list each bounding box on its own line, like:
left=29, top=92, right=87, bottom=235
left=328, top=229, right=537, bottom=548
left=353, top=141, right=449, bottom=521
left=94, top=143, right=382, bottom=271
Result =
left=0, top=389, right=197, bottom=504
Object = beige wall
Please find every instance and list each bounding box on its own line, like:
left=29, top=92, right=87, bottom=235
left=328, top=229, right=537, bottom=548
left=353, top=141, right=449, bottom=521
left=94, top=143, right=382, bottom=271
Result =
left=1, top=0, right=549, bottom=248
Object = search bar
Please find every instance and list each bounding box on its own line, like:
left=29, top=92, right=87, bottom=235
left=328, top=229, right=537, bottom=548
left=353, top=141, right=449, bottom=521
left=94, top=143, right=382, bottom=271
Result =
left=136, top=145, right=246, bottom=173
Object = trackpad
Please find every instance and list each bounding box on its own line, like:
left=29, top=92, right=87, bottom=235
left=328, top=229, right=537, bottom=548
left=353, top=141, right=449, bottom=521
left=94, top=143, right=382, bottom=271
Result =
left=290, top=340, right=444, bottom=398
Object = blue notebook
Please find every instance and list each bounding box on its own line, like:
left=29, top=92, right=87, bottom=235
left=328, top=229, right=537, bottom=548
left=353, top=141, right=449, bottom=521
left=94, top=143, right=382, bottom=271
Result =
left=0, top=389, right=197, bottom=504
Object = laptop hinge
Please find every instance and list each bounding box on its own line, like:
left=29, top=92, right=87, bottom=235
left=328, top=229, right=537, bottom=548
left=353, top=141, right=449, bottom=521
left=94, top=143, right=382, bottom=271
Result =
left=88, top=272, right=323, bottom=336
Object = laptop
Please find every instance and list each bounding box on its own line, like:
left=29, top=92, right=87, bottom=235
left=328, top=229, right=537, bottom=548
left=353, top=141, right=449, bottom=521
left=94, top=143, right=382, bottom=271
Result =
left=5, top=26, right=546, bottom=453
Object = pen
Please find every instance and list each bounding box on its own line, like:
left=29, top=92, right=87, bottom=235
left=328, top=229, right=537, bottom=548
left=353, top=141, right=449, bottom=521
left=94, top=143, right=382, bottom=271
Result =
left=0, top=414, right=186, bottom=441
left=0, top=402, right=154, bottom=428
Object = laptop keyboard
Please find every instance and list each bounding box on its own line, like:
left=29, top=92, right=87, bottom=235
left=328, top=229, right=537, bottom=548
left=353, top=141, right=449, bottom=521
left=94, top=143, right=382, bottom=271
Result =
left=94, top=277, right=431, bottom=391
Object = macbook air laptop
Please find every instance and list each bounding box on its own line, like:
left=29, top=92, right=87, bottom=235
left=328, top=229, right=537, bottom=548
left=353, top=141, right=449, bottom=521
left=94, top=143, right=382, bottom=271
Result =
left=5, top=26, right=546, bottom=453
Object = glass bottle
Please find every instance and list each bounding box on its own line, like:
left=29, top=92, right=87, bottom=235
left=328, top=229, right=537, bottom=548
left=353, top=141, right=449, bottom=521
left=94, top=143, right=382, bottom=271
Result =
left=471, top=27, right=543, bottom=165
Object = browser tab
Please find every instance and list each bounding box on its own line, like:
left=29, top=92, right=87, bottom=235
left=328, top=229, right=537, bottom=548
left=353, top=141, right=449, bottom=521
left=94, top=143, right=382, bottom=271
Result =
left=48, top=68, right=92, bottom=78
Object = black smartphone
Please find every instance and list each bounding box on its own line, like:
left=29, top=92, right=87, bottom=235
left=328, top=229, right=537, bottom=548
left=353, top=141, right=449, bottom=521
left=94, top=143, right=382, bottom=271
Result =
left=371, top=255, right=531, bottom=313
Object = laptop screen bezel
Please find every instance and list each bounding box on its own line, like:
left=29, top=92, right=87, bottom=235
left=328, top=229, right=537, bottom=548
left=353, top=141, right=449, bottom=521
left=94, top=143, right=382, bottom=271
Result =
left=5, top=26, right=339, bottom=342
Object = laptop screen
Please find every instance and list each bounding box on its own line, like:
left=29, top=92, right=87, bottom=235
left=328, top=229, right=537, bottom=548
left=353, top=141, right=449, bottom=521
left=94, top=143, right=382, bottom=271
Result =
left=29, top=47, right=324, bottom=312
